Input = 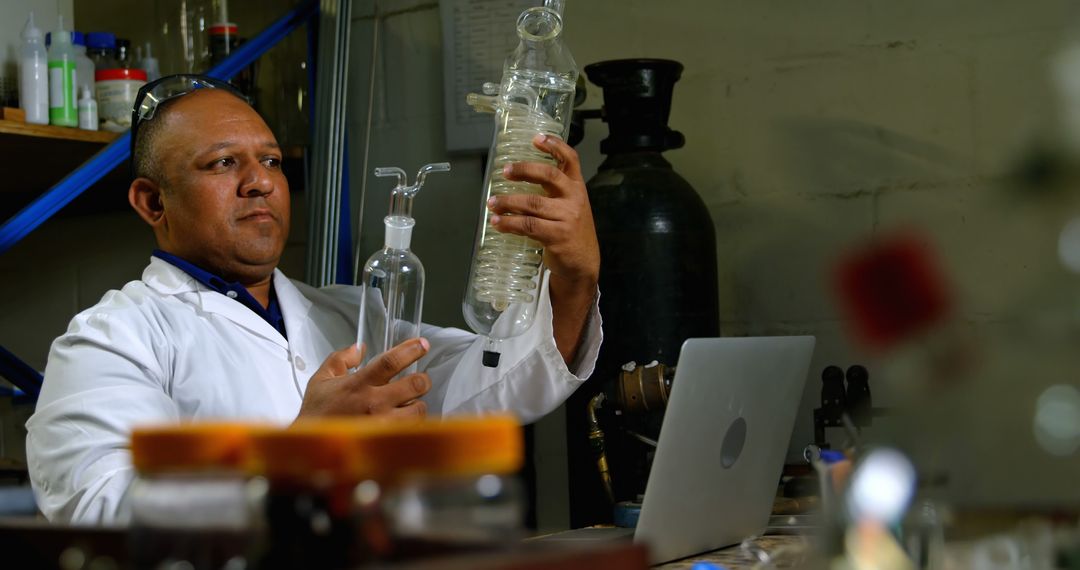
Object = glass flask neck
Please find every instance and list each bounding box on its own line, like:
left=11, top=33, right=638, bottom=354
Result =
left=516, top=7, right=562, bottom=44
left=384, top=215, right=415, bottom=250
left=508, top=6, right=575, bottom=78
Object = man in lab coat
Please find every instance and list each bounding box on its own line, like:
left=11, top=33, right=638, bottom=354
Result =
left=26, top=79, right=602, bottom=523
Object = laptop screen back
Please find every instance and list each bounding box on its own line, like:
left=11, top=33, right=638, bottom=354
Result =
left=634, top=336, right=815, bottom=564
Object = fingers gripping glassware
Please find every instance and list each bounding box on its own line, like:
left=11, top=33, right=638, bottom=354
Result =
left=462, top=1, right=578, bottom=367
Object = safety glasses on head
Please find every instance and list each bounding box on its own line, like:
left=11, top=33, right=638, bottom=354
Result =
left=130, top=74, right=249, bottom=161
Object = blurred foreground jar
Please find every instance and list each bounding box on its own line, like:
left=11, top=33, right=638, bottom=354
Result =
left=126, top=422, right=259, bottom=568
left=126, top=416, right=527, bottom=568
left=249, top=415, right=526, bottom=566
left=250, top=420, right=368, bottom=569
left=357, top=414, right=526, bottom=561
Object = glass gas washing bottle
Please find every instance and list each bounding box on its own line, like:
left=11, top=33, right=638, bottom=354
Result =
left=358, top=163, right=450, bottom=378
left=462, top=0, right=578, bottom=367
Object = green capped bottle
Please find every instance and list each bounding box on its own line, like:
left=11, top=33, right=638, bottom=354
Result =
left=47, top=15, right=78, bottom=127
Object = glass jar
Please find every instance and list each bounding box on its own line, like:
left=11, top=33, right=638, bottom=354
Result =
left=356, top=414, right=526, bottom=561
left=95, top=67, right=146, bottom=132
left=126, top=422, right=259, bottom=569
left=115, top=38, right=133, bottom=68
left=249, top=420, right=368, bottom=570
left=244, top=415, right=526, bottom=566
left=84, top=32, right=119, bottom=71
left=207, top=22, right=256, bottom=99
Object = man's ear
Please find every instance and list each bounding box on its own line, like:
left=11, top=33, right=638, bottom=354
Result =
left=129, top=177, right=166, bottom=229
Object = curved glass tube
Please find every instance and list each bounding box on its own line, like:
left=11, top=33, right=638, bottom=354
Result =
left=357, top=164, right=448, bottom=378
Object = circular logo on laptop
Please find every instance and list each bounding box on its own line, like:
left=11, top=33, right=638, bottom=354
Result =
left=721, top=417, right=747, bottom=469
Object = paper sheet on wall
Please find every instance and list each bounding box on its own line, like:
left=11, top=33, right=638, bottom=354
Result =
left=440, top=0, right=534, bottom=153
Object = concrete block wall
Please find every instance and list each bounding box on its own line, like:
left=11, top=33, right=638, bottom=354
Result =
left=342, top=0, right=1080, bottom=524
left=2, top=0, right=1077, bottom=521
left=562, top=0, right=1078, bottom=459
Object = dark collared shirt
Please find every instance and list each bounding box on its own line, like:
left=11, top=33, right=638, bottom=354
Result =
left=152, top=249, right=287, bottom=339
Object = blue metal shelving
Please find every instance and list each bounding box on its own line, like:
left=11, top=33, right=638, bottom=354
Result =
left=0, top=0, right=355, bottom=400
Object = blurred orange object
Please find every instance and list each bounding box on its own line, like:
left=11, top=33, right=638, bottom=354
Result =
left=831, top=458, right=853, bottom=493
left=354, top=414, right=524, bottom=484
left=130, top=422, right=257, bottom=474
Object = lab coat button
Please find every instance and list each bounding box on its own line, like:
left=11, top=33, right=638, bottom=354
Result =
left=226, top=290, right=238, bottom=299
left=294, top=355, right=306, bottom=371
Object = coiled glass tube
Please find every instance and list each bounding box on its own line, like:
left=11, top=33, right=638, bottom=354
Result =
left=473, top=99, right=565, bottom=311
left=462, top=5, right=577, bottom=362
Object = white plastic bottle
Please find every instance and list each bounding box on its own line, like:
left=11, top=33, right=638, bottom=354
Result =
left=47, top=16, right=78, bottom=127
left=139, top=42, right=161, bottom=82
left=72, top=32, right=96, bottom=104
left=78, top=86, right=98, bottom=131
left=18, top=11, right=49, bottom=125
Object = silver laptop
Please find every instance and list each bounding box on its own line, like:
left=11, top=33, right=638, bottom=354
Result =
left=544, top=336, right=815, bottom=564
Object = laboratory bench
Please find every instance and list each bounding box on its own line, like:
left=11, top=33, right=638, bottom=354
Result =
left=0, top=517, right=651, bottom=569
left=5, top=515, right=1074, bottom=568
left=394, top=534, right=807, bottom=569
left=531, top=527, right=808, bottom=570
left=0, top=515, right=807, bottom=570
left=655, top=535, right=805, bottom=569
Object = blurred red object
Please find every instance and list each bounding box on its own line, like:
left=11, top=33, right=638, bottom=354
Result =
left=834, top=233, right=951, bottom=350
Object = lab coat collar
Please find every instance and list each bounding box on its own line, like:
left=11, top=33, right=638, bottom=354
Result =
left=273, top=270, right=316, bottom=345
left=142, top=256, right=199, bottom=294
left=141, top=258, right=292, bottom=349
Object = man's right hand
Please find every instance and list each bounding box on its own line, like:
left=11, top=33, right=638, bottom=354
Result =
left=297, top=338, right=431, bottom=419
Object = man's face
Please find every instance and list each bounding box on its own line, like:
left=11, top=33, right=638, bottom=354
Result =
left=153, top=89, right=290, bottom=283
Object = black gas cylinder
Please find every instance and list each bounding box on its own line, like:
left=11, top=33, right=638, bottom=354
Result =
left=566, top=59, right=720, bottom=527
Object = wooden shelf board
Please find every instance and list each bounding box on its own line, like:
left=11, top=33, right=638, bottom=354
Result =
left=0, top=119, right=121, bottom=144
left=0, top=132, right=128, bottom=197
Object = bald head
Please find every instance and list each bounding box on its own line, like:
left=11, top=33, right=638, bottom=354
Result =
left=132, top=88, right=253, bottom=186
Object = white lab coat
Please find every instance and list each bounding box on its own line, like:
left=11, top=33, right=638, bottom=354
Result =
left=26, top=258, right=601, bottom=524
